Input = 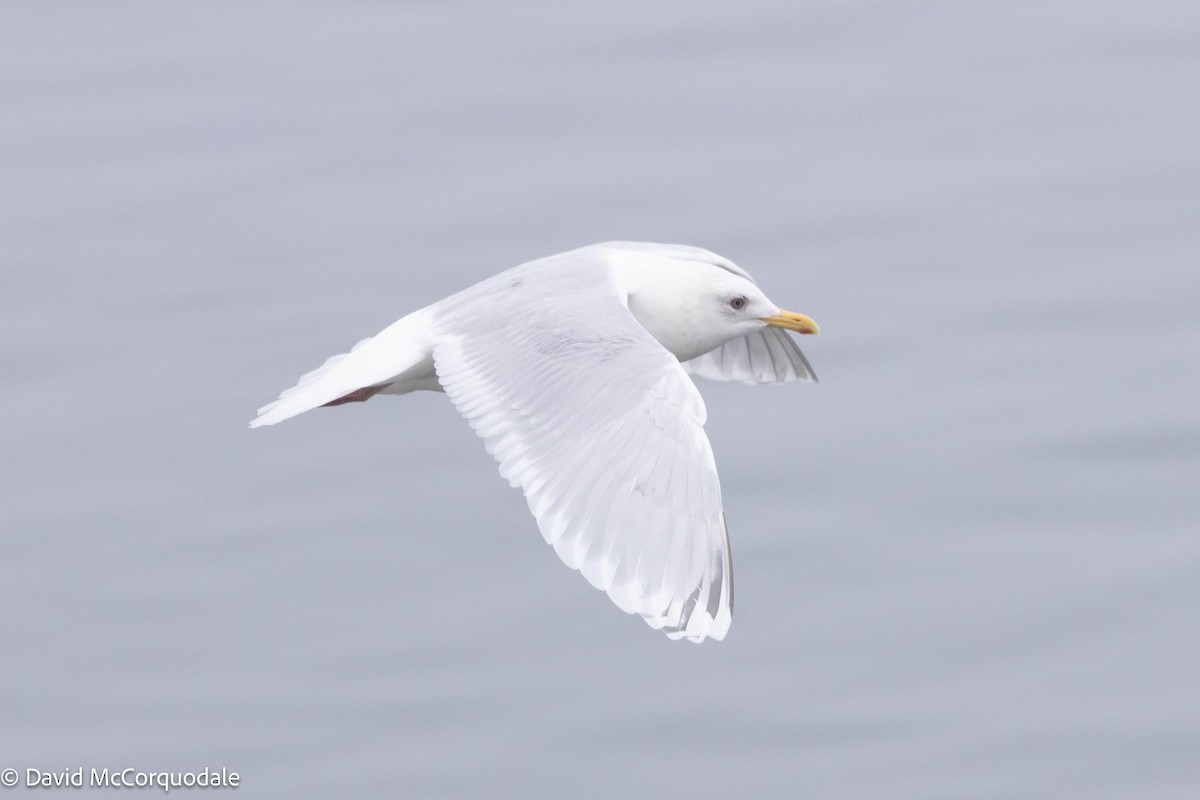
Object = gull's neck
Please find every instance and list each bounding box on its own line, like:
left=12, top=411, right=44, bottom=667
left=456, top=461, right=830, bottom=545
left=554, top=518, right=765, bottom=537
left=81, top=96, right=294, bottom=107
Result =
left=612, top=256, right=742, bottom=362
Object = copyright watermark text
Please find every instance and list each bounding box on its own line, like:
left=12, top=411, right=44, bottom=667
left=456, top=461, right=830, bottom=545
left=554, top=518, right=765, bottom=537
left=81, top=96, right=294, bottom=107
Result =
left=2, top=768, right=239, bottom=792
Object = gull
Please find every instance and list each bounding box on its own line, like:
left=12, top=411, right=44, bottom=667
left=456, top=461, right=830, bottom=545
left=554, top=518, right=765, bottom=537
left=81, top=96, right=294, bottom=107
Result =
left=251, top=242, right=819, bottom=642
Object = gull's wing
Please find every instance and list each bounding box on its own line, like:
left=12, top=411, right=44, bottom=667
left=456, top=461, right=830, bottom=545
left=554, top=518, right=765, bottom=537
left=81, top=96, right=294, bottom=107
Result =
left=430, top=264, right=732, bottom=642
left=683, top=328, right=817, bottom=384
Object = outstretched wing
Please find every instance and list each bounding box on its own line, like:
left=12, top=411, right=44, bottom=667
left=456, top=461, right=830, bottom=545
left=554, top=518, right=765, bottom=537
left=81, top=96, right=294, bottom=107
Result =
left=683, top=328, right=817, bottom=384
left=430, top=264, right=732, bottom=642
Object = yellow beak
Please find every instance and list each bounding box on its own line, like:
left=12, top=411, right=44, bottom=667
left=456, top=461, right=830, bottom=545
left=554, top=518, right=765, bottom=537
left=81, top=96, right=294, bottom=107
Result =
left=761, top=310, right=820, bottom=335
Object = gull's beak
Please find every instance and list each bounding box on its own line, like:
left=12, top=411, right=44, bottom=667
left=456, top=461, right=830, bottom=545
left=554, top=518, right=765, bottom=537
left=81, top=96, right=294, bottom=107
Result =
left=761, top=310, right=820, bottom=335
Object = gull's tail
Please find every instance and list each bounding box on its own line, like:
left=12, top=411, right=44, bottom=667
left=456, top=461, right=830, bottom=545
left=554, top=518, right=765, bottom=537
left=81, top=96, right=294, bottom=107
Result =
left=250, top=307, right=438, bottom=428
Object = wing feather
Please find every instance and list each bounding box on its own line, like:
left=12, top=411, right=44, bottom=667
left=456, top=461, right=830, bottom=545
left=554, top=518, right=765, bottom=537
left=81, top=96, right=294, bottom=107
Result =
left=683, top=327, right=817, bottom=384
left=429, top=260, right=732, bottom=641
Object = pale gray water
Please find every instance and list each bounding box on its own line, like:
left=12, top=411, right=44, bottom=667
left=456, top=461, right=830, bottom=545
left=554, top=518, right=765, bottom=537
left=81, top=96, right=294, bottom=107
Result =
left=3, top=2, right=1199, bottom=798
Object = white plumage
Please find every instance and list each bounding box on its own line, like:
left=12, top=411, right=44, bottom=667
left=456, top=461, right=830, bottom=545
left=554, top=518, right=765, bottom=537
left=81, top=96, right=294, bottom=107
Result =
left=251, top=242, right=819, bottom=642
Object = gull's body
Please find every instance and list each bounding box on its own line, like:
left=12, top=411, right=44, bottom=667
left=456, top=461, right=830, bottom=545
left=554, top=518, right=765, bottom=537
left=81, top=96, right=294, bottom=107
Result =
left=252, top=242, right=818, bottom=642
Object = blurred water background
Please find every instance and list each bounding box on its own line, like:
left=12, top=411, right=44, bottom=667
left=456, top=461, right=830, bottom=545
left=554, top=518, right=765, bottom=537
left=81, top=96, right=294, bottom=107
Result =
left=2, top=2, right=1198, bottom=797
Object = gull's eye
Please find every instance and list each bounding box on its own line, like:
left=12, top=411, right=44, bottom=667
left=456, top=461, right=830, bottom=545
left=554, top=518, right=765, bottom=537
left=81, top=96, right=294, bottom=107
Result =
left=729, top=296, right=747, bottom=310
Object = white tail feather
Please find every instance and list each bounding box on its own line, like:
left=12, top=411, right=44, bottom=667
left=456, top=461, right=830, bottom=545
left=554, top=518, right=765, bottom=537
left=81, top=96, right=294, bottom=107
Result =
left=250, top=307, right=437, bottom=428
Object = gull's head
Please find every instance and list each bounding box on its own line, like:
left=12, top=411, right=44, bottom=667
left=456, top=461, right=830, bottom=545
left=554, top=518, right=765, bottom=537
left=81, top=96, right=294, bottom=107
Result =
left=602, top=242, right=819, bottom=362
